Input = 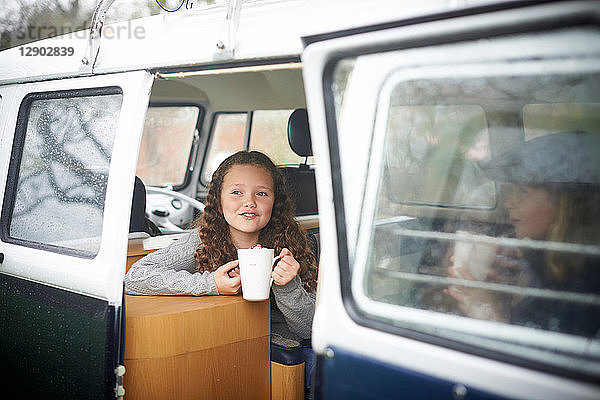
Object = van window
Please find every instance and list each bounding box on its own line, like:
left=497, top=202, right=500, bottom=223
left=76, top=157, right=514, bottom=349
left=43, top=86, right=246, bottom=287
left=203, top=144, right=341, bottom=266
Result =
left=201, top=112, right=247, bottom=184
left=136, top=105, right=201, bottom=187
left=332, top=27, right=600, bottom=378
left=201, top=110, right=314, bottom=184
left=249, top=110, right=315, bottom=165
left=1, top=89, right=123, bottom=255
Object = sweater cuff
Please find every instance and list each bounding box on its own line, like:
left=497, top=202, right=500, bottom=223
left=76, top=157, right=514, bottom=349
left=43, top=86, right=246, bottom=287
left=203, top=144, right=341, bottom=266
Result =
left=204, top=272, right=220, bottom=295
left=272, top=274, right=302, bottom=294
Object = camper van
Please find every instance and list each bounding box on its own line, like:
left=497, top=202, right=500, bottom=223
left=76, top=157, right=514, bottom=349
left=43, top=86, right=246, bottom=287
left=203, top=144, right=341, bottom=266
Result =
left=1, top=0, right=599, bottom=398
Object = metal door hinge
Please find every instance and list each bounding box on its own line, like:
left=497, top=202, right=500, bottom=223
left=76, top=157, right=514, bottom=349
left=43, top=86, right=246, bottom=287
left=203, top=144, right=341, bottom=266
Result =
left=114, top=364, right=126, bottom=399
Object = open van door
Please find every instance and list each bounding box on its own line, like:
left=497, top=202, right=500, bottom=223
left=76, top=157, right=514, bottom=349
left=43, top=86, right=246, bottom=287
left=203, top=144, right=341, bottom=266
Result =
left=0, top=71, right=152, bottom=398
left=302, top=1, right=600, bottom=399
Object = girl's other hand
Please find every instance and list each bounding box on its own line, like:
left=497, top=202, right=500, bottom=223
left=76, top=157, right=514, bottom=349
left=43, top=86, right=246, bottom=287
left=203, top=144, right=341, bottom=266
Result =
left=272, top=248, right=300, bottom=286
left=487, top=246, right=527, bottom=285
left=449, top=245, right=526, bottom=285
left=445, top=266, right=507, bottom=322
left=213, top=260, right=241, bottom=295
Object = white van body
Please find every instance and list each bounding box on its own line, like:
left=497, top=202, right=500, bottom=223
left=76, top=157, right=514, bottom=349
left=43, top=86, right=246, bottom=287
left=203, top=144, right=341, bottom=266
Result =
left=1, top=0, right=599, bottom=398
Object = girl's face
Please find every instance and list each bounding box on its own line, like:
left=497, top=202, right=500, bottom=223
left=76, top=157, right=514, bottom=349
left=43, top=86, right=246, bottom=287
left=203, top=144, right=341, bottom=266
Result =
left=220, top=164, right=275, bottom=245
left=504, top=185, right=558, bottom=240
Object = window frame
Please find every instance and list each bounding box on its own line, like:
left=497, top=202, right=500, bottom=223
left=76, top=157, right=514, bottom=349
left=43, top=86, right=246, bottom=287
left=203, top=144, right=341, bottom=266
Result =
left=320, top=10, right=600, bottom=383
left=0, top=86, right=123, bottom=259
left=354, top=60, right=600, bottom=366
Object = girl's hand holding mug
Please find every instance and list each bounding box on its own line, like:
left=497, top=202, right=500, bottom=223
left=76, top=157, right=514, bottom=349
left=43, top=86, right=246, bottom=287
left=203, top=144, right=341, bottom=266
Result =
left=444, top=266, right=507, bottom=321
left=444, top=242, right=529, bottom=322
left=272, top=248, right=300, bottom=286
left=214, top=260, right=241, bottom=295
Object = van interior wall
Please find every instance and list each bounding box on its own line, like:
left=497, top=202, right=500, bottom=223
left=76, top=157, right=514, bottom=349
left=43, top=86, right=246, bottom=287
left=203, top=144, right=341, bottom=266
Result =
left=149, top=67, right=306, bottom=111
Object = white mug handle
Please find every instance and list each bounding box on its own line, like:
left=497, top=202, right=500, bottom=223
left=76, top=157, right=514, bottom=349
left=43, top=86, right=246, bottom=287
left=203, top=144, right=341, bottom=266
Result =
left=270, top=255, right=282, bottom=286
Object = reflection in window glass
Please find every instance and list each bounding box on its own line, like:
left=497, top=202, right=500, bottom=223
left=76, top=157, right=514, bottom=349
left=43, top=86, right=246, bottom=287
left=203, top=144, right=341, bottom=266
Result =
left=362, top=70, right=600, bottom=332
left=136, top=106, right=200, bottom=187
left=382, top=105, right=495, bottom=208
left=249, top=110, right=315, bottom=165
left=366, top=73, right=600, bottom=337
left=9, top=92, right=123, bottom=254
left=202, top=113, right=246, bottom=183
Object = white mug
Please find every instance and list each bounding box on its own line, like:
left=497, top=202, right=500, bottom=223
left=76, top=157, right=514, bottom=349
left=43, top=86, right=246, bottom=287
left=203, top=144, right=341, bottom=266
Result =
left=453, top=231, right=496, bottom=281
left=237, top=247, right=281, bottom=301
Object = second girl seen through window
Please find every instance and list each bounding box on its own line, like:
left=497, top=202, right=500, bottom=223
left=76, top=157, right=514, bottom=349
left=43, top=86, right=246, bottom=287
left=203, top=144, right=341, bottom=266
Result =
left=446, top=131, right=600, bottom=335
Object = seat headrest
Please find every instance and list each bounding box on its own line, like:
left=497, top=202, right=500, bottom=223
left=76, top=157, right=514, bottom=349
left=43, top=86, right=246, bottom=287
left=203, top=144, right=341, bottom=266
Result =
left=287, top=108, right=313, bottom=158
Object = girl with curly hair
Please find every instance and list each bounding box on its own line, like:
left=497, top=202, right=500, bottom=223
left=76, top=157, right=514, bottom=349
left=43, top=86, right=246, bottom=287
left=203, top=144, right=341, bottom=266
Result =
left=124, top=150, right=318, bottom=343
left=193, top=150, right=317, bottom=293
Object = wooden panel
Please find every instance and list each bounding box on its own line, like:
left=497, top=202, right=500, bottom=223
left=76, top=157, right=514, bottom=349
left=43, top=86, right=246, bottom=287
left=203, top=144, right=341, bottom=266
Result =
left=124, top=295, right=270, bottom=400
left=125, top=337, right=270, bottom=400
left=271, top=361, right=305, bottom=400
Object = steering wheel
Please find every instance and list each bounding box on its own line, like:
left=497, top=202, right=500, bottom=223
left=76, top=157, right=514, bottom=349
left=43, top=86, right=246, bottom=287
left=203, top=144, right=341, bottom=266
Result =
left=145, top=186, right=205, bottom=212
left=145, top=187, right=205, bottom=233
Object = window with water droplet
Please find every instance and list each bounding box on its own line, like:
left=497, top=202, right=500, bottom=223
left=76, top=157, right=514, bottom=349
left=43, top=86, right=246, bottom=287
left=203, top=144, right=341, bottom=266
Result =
left=1, top=88, right=123, bottom=256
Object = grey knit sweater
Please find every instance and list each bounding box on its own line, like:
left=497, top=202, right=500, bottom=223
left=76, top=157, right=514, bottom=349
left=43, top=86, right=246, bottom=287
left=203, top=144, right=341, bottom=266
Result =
left=124, top=231, right=315, bottom=341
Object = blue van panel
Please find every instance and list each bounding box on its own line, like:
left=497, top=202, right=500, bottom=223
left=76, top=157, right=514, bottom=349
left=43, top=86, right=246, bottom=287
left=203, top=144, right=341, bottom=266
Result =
left=0, top=274, right=121, bottom=399
left=314, top=347, right=509, bottom=400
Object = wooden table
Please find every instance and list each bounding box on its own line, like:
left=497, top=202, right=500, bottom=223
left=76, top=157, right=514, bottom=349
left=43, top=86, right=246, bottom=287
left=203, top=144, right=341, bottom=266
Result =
left=123, top=294, right=270, bottom=400
left=124, top=235, right=271, bottom=399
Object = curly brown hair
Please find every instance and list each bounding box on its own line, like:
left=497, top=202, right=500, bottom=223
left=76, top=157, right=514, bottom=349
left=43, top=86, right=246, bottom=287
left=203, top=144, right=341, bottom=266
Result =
left=193, top=151, right=317, bottom=292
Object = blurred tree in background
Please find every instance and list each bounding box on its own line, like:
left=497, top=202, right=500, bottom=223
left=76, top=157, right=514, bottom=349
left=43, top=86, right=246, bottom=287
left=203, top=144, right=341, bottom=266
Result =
left=0, top=0, right=218, bottom=50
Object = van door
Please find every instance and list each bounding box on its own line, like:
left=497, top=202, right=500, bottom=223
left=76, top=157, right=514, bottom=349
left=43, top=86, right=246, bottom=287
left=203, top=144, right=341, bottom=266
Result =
left=0, top=71, right=152, bottom=399
left=302, top=1, right=600, bottom=399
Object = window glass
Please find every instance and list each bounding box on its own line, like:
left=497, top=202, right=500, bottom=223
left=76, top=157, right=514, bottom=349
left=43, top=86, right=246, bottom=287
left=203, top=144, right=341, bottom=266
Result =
left=383, top=105, right=494, bottom=208
left=249, top=110, right=315, bottom=165
left=6, top=91, right=123, bottom=254
left=369, top=75, right=600, bottom=327
left=202, top=110, right=315, bottom=185
left=136, top=106, right=200, bottom=187
left=333, top=28, right=600, bottom=378
left=201, top=113, right=246, bottom=184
